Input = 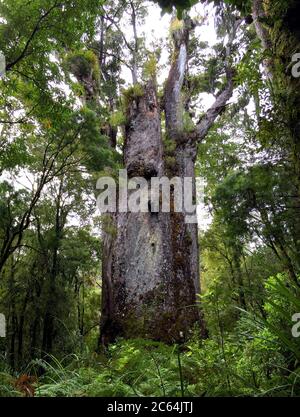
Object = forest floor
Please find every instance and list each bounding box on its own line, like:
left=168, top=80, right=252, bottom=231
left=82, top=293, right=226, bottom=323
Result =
left=0, top=335, right=298, bottom=397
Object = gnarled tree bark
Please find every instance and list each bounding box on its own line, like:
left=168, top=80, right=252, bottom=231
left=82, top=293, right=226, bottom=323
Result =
left=100, top=17, right=238, bottom=344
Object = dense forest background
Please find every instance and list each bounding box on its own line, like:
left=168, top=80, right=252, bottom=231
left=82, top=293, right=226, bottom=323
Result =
left=1, top=0, right=300, bottom=397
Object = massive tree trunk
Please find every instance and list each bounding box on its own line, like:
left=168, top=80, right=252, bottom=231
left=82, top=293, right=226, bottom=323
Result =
left=41, top=178, right=65, bottom=355
left=100, top=17, right=237, bottom=344
left=100, top=80, right=200, bottom=343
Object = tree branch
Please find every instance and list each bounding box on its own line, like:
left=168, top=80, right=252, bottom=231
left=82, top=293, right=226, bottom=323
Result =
left=195, top=68, right=235, bottom=142
left=6, top=2, right=61, bottom=71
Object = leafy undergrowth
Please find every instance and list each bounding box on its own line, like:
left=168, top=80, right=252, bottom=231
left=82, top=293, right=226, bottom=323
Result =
left=1, top=334, right=299, bottom=397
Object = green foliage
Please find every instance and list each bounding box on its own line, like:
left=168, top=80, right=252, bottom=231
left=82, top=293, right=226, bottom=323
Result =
left=152, top=0, right=198, bottom=19
left=223, top=0, right=251, bottom=15
left=66, top=50, right=100, bottom=84
left=170, top=18, right=184, bottom=33
left=143, top=54, right=157, bottom=80
left=152, top=0, right=252, bottom=18
left=109, top=110, right=126, bottom=128
left=1, top=318, right=299, bottom=398
left=163, top=136, right=177, bottom=173
left=183, top=111, right=195, bottom=133
left=262, top=274, right=300, bottom=361
left=122, top=84, right=144, bottom=109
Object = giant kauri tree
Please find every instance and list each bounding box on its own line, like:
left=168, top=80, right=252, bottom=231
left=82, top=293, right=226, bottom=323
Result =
left=98, top=4, right=243, bottom=344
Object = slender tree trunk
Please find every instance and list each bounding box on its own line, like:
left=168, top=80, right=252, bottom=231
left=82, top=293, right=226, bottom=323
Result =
left=6, top=256, right=17, bottom=370
left=41, top=179, right=65, bottom=355
left=17, top=290, right=29, bottom=366
left=232, top=251, right=247, bottom=310
left=130, top=1, right=138, bottom=85
left=30, top=312, right=40, bottom=359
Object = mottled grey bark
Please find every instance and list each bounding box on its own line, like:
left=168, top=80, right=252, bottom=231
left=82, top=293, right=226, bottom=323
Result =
left=251, top=0, right=271, bottom=51
left=163, top=18, right=236, bottom=335
left=100, top=18, right=237, bottom=344
left=100, top=81, right=199, bottom=343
